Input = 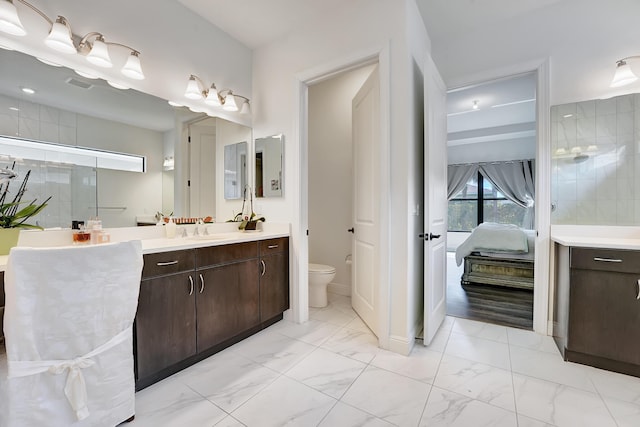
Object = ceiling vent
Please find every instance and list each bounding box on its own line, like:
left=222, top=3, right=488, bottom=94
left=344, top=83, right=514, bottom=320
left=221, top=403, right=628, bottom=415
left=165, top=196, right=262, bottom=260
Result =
left=65, top=77, right=94, bottom=90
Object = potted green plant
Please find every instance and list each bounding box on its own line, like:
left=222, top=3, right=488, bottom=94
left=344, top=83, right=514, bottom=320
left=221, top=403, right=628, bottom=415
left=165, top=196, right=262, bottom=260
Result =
left=0, top=164, right=50, bottom=254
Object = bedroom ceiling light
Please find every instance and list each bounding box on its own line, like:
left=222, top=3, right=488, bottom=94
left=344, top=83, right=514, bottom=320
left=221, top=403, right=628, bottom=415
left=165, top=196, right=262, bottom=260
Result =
left=184, top=74, right=251, bottom=114
left=0, top=0, right=145, bottom=79
left=610, top=57, right=639, bottom=87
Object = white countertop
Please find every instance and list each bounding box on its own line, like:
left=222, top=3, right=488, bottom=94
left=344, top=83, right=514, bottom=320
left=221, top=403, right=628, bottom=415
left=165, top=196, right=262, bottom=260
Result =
left=0, top=222, right=290, bottom=272
left=551, top=225, right=640, bottom=250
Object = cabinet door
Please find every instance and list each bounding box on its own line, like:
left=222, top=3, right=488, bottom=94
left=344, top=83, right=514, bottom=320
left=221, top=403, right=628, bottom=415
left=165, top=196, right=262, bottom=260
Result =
left=260, top=252, right=290, bottom=321
left=135, top=271, right=197, bottom=380
left=196, top=260, right=260, bottom=351
left=569, top=269, right=640, bottom=365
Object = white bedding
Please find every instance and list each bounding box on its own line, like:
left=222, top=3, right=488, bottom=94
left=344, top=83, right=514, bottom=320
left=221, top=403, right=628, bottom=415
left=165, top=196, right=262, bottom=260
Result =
left=455, top=222, right=531, bottom=266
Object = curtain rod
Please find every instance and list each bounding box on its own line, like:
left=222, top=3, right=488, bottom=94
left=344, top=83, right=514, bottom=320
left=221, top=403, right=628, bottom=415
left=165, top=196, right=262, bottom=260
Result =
left=448, top=159, right=534, bottom=167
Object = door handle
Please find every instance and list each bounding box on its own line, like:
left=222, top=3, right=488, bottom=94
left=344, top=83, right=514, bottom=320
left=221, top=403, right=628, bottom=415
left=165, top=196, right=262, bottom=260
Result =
left=636, top=279, right=640, bottom=300
left=347, top=227, right=354, bottom=233
left=188, top=275, right=194, bottom=296
left=419, top=233, right=441, bottom=241
left=199, top=274, right=205, bottom=293
left=261, top=259, right=266, bottom=276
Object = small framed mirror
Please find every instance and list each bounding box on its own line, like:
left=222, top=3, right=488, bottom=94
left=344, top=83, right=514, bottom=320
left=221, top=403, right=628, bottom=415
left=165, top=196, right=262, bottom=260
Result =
left=224, top=141, right=248, bottom=199
left=255, top=134, right=283, bottom=198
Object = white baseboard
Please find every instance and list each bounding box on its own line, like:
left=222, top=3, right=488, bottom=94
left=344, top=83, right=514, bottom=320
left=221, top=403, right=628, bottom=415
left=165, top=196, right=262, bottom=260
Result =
left=327, top=282, right=350, bottom=296
left=388, top=334, right=414, bottom=356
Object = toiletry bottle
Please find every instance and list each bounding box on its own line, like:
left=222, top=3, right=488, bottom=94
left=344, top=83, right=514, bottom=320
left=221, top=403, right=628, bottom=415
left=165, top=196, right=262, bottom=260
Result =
left=165, top=217, right=176, bottom=238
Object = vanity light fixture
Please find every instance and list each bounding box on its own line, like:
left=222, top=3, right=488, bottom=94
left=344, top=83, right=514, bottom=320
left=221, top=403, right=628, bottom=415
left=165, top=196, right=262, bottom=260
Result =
left=222, top=90, right=238, bottom=111
left=184, top=74, right=251, bottom=114
left=45, top=15, right=75, bottom=54
left=610, top=57, right=639, bottom=87
left=185, top=75, right=204, bottom=99
left=0, top=0, right=145, bottom=79
left=0, top=0, right=25, bottom=35
left=83, top=34, right=112, bottom=67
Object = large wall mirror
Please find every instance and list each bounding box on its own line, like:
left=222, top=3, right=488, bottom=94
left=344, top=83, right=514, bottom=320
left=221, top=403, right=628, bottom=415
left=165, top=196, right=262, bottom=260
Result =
left=0, top=48, right=252, bottom=228
left=255, top=134, right=283, bottom=198
left=224, top=142, right=248, bottom=199
left=551, top=93, right=640, bottom=225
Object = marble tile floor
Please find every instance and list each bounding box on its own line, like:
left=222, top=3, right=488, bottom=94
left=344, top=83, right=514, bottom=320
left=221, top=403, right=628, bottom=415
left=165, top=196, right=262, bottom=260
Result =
left=3, top=293, right=640, bottom=426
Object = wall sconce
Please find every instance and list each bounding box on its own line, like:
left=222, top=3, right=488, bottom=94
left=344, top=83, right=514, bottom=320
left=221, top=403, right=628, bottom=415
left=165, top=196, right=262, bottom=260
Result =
left=0, top=0, right=145, bottom=81
left=183, top=74, right=251, bottom=114
left=610, top=56, right=639, bottom=87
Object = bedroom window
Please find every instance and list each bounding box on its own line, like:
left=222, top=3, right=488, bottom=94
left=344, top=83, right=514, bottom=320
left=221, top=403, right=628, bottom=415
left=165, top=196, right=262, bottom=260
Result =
left=448, top=172, right=526, bottom=232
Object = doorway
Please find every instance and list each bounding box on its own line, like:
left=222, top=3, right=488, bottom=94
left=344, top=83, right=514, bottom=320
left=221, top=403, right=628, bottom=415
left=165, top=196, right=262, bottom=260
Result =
left=445, top=72, right=538, bottom=330
left=307, top=63, right=378, bottom=333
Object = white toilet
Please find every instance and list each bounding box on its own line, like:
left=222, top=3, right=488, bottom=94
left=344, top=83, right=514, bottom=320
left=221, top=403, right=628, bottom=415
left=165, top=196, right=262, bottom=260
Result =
left=308, top=263, right=336, bottom=308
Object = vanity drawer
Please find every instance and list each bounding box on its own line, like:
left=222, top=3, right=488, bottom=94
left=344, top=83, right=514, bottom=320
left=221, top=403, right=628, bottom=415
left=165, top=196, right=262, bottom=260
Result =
left=196, top=241, right=258, bottom=267
left=142, top=250, right=195, bottom=279
left=260, top=237, right=288, bottom=255
left=571, top=248, right=640, bottom=274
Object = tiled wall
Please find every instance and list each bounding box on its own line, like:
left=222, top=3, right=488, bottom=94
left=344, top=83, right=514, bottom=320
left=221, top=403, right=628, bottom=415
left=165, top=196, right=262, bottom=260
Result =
left=551, top=93, right=640, bottom=225
left=0, top=94, right=97, bottom=228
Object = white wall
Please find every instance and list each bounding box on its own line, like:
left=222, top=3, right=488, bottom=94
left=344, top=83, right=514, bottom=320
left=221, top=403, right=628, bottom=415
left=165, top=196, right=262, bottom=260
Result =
left=252, top=0, right=429, bottom=352
left=308, top=65, right=375, bottom=296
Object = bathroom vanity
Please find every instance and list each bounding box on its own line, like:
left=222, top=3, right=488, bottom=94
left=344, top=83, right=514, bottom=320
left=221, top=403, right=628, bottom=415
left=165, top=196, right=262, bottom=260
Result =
left=552, top=229, right=640, bottom=378
left=135, top=236, right=289, bottom=389
left=0, top=224, right=290, bottom=390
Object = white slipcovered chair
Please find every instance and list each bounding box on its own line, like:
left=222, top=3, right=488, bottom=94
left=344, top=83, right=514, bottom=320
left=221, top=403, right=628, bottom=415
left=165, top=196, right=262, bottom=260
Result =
left=1, top=240, right=143, bottom=427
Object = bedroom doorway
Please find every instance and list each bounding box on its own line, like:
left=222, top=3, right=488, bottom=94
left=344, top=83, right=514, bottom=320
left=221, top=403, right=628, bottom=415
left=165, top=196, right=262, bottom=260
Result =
left=445, top=72, right=537, bottom=330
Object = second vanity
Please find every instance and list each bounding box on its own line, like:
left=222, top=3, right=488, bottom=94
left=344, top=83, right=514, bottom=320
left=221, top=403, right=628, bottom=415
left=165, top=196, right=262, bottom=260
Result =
left=552, top=226, right=640, bottom=378
left=0, top=223, right=290, bottom=390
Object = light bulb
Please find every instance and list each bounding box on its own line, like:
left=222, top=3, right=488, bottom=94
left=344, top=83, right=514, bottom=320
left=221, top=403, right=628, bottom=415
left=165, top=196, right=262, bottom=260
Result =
left=0, top=0, right=26, bottom=36
left=86, top=36, right=112, bottom=68
left=223, top=92, right=238, bottom=111
left=185, top=75, right=203, bottom=100
left=121, top=51, right=144, bottom=80
left=205, top=84, right=221, bottom=106
left=610, top=59, right=638, bottom=88
left=45, top=16, right=76, bottom=54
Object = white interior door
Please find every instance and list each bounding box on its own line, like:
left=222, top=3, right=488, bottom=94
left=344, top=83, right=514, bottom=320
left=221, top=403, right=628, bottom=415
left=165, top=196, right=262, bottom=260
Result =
left=351, top=66, right=380, bottom=336
left=188, top=122, right=216, bottom=217
left=423, top=56, right=448, bottom=345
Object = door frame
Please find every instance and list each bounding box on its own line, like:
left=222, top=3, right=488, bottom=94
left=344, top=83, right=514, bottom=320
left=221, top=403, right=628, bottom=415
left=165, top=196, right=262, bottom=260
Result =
left=446, top=59, right=551, bottom=335
left=292, top=43, right=392, bottom=348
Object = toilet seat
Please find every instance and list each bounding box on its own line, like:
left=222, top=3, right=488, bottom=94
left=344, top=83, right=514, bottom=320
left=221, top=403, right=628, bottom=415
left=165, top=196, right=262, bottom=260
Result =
left=309, top=263, right=336, bottom=274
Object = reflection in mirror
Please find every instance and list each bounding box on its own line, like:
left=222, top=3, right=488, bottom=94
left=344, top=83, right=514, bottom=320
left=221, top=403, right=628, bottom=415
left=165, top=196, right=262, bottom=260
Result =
left=224, top=142, right=248, bottom=199
left=550, top=93, right=640, bottom=225
left=0, top=48, right=176, bottom=228
left=255, top=134, right=283, bottom=198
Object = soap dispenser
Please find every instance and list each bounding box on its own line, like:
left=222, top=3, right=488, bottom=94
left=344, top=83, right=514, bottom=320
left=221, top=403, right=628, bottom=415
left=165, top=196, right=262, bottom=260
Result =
left=165, top=217, right=176, bottom=238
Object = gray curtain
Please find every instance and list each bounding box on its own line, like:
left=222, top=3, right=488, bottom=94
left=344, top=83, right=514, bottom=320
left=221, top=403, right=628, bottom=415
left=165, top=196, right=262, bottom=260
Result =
left=447, top=164, right=478, bottom=200
left=479, top=160, right=535, bottom=228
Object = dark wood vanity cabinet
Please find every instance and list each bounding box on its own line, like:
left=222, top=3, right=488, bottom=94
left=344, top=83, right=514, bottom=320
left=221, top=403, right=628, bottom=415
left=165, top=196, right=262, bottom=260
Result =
left=135, top=250, right=197, bottom=385
left=135, top=238, right=290, bottom=390
left=554, top=246, right=640, bottom=377
left=195, top=242, right=261, bottom=350
left=260, top=238, right=290, bottom=322
left=1, top=271, right=4, bottom=341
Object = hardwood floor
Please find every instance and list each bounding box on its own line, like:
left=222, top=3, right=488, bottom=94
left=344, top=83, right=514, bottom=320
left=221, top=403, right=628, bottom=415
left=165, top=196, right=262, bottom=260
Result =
left=446, top=252, right=533, bottom=330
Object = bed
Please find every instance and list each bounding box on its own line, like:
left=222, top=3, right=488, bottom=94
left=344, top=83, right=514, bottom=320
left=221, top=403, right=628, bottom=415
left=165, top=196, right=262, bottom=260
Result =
left=455, top=223, right=535, bottom=290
